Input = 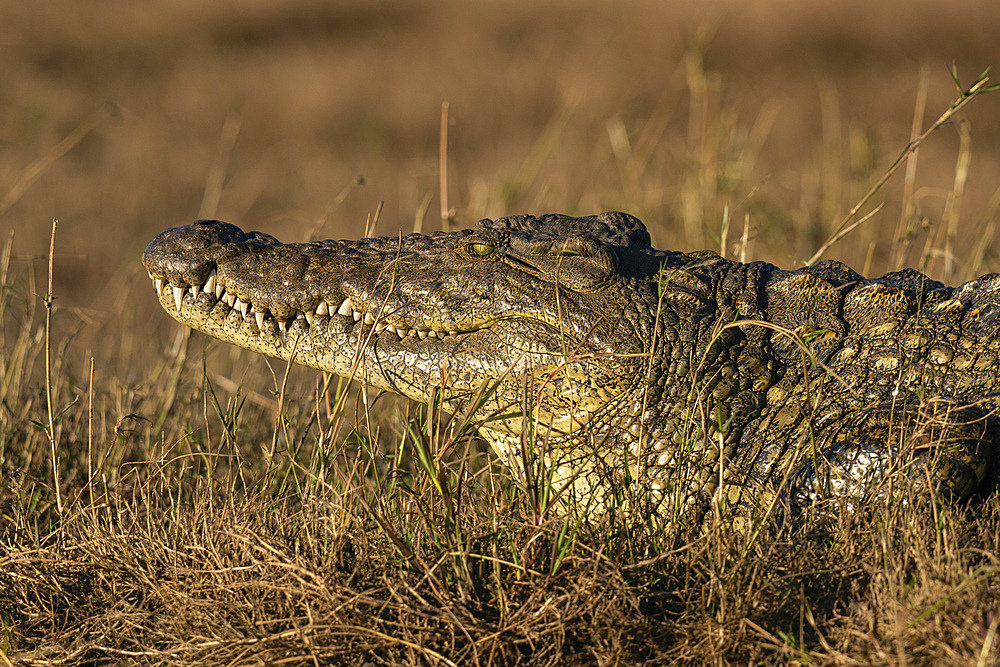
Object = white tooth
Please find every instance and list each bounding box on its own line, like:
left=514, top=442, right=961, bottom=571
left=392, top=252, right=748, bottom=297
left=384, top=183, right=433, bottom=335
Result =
left=255, top=311, right=265, bottom=330
left=426, top=330, right=437, bottom=339
left=154, top=278, right=164, bottom=293
left=147, top=271, right=154, bottom=280
left=215, top=282, right=224, bottom=298
left=395, top=328, right=407, bottom=338
left=448, top=331, right=458, bottom=337
left=173, top=285, right=184, bottom=311
left=223, top=291, right=235, bottom=307
left=278, top=319, right=288, bottom=333
left=353, top=310, right=362, bottom=322
left=203, top=270, right=217, bottom=294
left=316, top=301, right=329, bottom=316
left=295, top=310, right=306, bottom=321
left=337, top=298, right=354, bottom=317
left=364, top=312, right=375, bottom=325
left=417, top=330, right=428, bottom=339
left=234, top=298, right=247, bottom=318
left=188, top=285, right=198, bottom=300
left=304, top=310, right=315, bottom=326
left=374, top=321, right=386, bottom=334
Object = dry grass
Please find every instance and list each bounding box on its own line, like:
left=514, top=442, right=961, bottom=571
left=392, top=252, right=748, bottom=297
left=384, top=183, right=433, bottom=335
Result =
left=4, top=1, right=1000, bottom=664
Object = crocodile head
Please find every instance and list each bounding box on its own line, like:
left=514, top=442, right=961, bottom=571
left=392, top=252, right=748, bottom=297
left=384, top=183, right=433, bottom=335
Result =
left=143, top=213, right=658, bottom=487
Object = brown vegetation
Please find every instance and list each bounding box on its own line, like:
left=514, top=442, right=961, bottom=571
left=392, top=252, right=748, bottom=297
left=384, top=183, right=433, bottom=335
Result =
left=3, top=1, right=1000, bottom=663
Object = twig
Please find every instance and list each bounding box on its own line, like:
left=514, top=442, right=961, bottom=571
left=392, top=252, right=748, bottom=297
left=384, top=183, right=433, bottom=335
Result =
left=44, top=219, right=63, bottom=516
left=440, top=101, right=452, bottom=232
left=88, top=356, right=94, bottom=507
left=807, top=69, right=998, bottom=266
left=0, top=106, right=113, bottom=218
left=0, top=229, right=13, bottom=359
left=891, top=63, right=929, bottom=269
left=198, top=98, right=243, bottom=221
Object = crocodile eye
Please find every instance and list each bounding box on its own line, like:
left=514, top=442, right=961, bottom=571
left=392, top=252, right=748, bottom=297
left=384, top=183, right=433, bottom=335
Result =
left=469, top=243, right=494, bottom=257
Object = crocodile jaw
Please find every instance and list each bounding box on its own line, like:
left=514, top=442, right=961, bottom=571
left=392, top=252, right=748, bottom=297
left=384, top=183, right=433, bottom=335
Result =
left=142, top=220, right=635, bottom=446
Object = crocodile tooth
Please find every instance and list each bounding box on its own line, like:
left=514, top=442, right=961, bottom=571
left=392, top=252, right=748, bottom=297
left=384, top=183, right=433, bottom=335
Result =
left=374, top=321, right=386, bottom=334
left=173, top=285, right=184, bottom=311
left=337, top=297, right=354, bottom=317
left=255, top=311, right=265, bottom=330
left=399, top=328, right=410, bottom=338
left=304, top=310, right=315, bottom=326
left=203, top=270, right=217, bottom=295
left=154, top=277, right=164, bottom=294
left=353, top=310, right=362, bottom=322
left=364, top=312, right=376, bottom=325
left=215, top=282, right=224, bottom=299
left=316, top=300, right=330, bottom=316
left=417, top=330, right=428, bottom=339
left=147, top=271, right=154, bottom=280
left=295, top=310, right=306, bottom=321
left=188, top=285, right=198, bottom=300
left=448, top=331, right=458, bottom=337
left=235, top=297, right=248, bottom=318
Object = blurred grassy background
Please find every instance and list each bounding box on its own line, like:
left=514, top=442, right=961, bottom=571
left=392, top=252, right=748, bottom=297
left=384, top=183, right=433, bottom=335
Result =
left=2, top=0, right=1000, bottom=373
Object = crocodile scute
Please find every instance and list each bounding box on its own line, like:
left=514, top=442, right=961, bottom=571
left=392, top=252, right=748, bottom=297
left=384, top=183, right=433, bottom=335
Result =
left=143, top=212, right=1000, bottom=522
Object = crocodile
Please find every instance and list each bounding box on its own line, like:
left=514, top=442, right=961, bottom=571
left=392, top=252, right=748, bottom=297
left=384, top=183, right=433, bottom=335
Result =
left=143, top=212, right=1000, bottom=522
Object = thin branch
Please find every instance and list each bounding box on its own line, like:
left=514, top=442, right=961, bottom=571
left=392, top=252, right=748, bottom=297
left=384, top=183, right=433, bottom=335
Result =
left=44, top=219, right=63, bottom=516
left=807, top=72, right=996, bottom=266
